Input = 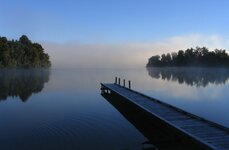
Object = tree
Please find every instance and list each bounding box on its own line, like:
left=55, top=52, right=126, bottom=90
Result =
left=147, top=47, right=229, bottom=67
left=0, top=35, right=51, bottom=68
left=147, top=55, right=160, bottom=67
left=165, top=53, right=172, bottom=63
left=19, top=35, right=31, bottom=45
left=161, top=54, right=167, bottom=65
left=177, top=50, right=185, bottom=65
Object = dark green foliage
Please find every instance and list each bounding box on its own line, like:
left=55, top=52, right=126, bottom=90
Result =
left=0, top=35, right=51, bottom=68
left=147, top=47, right=229, bottom=67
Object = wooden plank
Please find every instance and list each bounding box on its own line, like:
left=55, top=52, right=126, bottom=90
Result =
left=101, top=83, right=229, bottom=150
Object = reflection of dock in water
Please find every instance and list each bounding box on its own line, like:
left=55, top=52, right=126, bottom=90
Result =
left=101, top=81, right=229, bottom=150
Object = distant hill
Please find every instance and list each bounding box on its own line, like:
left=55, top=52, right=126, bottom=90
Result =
left=0, top=35, right=51, bottom=68
left=147, top=47, right=229, bottom=67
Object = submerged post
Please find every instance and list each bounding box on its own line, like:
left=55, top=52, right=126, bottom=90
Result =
left=118, top=78, right=121, bottom=85
left=115, top=77, right=117, bottom=84
left=123, top=79, right=125, bottom=87
left=128, top=80, right=131, bottom=89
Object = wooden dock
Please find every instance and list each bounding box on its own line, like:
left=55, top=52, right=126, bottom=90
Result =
left=101, top=82, right=229, bottom=150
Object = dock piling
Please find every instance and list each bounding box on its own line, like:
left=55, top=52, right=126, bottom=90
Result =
left=128, top=80, right=131, bottom=89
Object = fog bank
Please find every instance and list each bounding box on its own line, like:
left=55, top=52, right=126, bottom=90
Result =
left=42, top=34, right=229, bottom=68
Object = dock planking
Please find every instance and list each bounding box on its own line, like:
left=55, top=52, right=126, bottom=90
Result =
left=101, top=83, right=229, bottom=150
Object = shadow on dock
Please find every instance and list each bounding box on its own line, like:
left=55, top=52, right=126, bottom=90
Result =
left=101, top=92, right=205, bottom=150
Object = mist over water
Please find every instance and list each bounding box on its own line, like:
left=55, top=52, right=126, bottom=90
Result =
left=0, top=68, right=228, bottom=149
left=42, top=34, right=227, bottom=69
left=0, top=69, right=146, bottom=150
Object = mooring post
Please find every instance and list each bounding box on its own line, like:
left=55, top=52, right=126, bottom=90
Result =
left=101, top=84, right=104, bottom=94
left=128, top=80, right=131, bottom=89
left=118, top=78, right=121, bottom=85
left=115, top=77, right=117, bottom=84
left=123, top=79, right=125, bottom=87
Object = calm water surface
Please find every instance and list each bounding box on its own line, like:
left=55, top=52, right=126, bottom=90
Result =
left=0, top=68, right=228, bottom=150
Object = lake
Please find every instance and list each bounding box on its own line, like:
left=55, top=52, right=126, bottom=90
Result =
left=0, top=68, right=228, bottom=150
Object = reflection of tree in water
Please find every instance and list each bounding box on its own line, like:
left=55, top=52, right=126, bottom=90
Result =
left=0, top=69, right=50, bottom=102
left=147, top=67, right=229, bottom=87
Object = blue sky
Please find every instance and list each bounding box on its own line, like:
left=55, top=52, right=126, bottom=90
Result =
left=1, top=0, right=229, bottom=43
left=1, top=0, right=229, bottom=68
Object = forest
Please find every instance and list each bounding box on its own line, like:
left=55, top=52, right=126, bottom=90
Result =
left=147, top=47, right=229, bottom=67
left=0, top=35, right=51, bottom=68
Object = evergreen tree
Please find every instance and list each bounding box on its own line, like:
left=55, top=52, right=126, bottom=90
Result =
left=0, top=35, right=51, bottom=68
left=147, top=47, right=229, bottom=67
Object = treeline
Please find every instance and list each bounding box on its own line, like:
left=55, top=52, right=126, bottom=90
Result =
left=147, top=47, right=229, bottom=67
left=0, top=35, right=51, bottom=68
